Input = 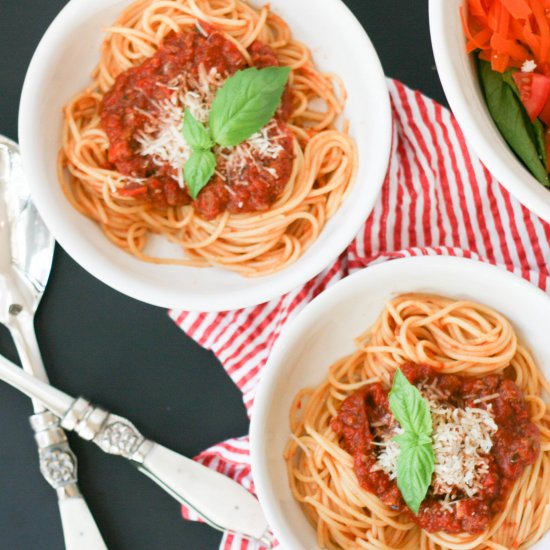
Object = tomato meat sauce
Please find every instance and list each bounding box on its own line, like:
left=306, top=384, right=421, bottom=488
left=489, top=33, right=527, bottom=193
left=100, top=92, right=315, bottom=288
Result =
left=331, top=363, right=541, bottom=535
left=100, top=25, right=294, bottom=219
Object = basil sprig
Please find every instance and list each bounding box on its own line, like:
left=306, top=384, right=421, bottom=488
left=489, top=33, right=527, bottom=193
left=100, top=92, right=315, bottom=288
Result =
left=388, top=369, right=435, bottom=515
left=181, top=66, right=291, bottom=199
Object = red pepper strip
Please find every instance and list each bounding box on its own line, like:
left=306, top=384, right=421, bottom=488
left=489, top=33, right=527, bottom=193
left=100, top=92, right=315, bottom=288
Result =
left=461, top=7, right=492, bottom=51
left=493, top=52, right=510, bottom=72
left=467, top=28, right=494, bottom=52
left=468, top=0, right=489, bottom=23
left=518, top=19, right=540, bottom=56
left=499, top=1, right=511, bottom=37
left=531, top=0, right=550, bottom=63
left=501, top=0, right=532, bottom=19
left=491, top=33, right=531, bottom=61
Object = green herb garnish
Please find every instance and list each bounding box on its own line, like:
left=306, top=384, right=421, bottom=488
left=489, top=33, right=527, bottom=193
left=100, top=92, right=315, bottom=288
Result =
left=388, top=369, right=435, bottom=515
left=183, top=108, right=214, bottom=150
left=209, top=66, right=291, bottom=146
left=184, top=147, right=217, bottom=200
left=181, top=66, right=291, bottom=198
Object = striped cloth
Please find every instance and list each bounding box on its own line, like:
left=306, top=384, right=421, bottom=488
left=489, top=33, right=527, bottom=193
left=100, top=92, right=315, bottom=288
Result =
left=169, top=78, right=550, bottom=549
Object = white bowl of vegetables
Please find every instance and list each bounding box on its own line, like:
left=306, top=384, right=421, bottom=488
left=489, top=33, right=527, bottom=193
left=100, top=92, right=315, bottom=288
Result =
left=430, top=0, right=550, bottom=223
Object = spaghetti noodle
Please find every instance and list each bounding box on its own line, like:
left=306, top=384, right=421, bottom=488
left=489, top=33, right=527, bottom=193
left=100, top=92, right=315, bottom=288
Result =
left=286, top=294, right=550, bottom=549
left=59, top=0, right=357, bottom=276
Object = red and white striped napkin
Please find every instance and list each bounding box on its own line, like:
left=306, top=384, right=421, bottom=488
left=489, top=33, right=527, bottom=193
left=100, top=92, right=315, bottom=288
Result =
left=169, top=78, right=550, bottom=549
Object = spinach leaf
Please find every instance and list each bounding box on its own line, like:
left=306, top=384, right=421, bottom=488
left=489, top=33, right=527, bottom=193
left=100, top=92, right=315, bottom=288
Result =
left=478, top=59, right=549, bottom=187
left=534, top=118, right=548, bottom=173
left=501, top=68, right=548, bottom=171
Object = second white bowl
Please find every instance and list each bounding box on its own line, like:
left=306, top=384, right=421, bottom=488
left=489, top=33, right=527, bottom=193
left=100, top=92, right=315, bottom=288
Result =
left=430, top=0, right=550, bottom=224
left=250, top=256, right=550, bottom=549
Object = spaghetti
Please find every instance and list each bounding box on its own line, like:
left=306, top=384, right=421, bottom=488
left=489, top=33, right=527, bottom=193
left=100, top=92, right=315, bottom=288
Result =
left=59, top=0, right=357, bottom=276
left=286, top=294, right=550, bottom=549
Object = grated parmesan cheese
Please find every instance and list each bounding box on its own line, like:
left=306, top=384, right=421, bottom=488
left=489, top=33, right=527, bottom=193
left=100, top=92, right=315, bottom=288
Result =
left=247, top=122, right=285, bottom=159
left=134, top=66, right=284, bottom=189
left=375, top=382, right=498, bottom=500
left=136, top=97, right=190, bottom=188
left=522, top=59, right=537, bottom=73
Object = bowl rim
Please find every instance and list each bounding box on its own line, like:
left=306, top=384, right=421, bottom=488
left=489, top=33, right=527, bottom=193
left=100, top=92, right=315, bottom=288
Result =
left=250, top=255, right=550, bottom=549
left=429, top=0, right=550, bottom=225
left=18, top=0, right=392, bottom=312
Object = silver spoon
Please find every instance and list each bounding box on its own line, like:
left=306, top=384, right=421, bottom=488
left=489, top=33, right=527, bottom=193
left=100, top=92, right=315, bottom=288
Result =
left=0, top=135, right=107, bottom=549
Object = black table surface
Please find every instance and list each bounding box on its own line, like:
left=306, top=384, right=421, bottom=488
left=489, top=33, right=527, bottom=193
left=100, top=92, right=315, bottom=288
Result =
left=0, top=1, right=446, bottom=548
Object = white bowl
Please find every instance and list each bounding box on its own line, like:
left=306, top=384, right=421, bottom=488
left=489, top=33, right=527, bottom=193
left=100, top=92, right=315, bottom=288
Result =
left=250, top=256, right=550, bottom=549
left=18, top=0, right=391, bottom=312
left=429, top=0, right=550, bottom=224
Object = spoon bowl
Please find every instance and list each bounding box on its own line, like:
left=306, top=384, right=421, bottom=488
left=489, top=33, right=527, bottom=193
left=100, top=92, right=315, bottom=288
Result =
left=0, top=135, right=54, bottom=321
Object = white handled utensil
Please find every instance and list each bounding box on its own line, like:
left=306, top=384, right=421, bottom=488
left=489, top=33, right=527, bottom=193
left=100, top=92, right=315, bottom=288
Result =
left=0, top=352, right=274, bottom=546
left=0, top=136, right=107, bottom=550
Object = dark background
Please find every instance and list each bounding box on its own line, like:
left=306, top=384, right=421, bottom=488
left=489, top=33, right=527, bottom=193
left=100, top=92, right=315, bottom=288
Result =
left=0, top=1, right=445, bottom=548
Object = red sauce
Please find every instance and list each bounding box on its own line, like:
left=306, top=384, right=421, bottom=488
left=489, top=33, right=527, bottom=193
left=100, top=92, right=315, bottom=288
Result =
left=331, top=363, right=541, bottom=535
left=100, top=25, right=294, bottom=219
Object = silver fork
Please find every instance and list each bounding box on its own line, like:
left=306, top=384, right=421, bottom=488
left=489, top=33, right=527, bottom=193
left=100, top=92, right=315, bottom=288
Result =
left=0, top=135, right=107, bottom=549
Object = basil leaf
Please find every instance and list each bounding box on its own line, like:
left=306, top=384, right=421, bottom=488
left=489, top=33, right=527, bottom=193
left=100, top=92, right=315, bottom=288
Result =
left=209, top=66, right=291, bottom=147
left=389, top=369, right=432, bottom=435
left=182, top=109, right=214, bottom=150
left=389, top=368, right=435, bottom=513
left=396, top=442, right=435, bottom=515
left=394, top=432, right=431, bottom=447
left=184, top=149, right=216, bottom=199
left=478, top=59, right=549, bottom=187
left=416, top=432, right=432, bottom=446
left=393, top=432, right=418, bottom=446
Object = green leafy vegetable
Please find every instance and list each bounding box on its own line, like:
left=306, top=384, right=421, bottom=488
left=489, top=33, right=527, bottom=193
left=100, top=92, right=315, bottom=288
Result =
left=501, top=68, right=548, bottom=170
left=533, top=118, right=548, bottom=172
left=184, top=149, right=216, bottom=199
left=394, top=431, right=431, bottom=447
left=396, top=442, right=436, bottom=515
left=501, top=67, right=518, bottom=92
left=389, top=369, right=432, bottom=435
left=182, top=109, right=214, bottom=150
left=209, top=66, right=291, bottom=147
left=389, top=368, right=435, bottom=515
left=181, top=66, right=291, bottom=198
left=478, top=59, right=549, bottom=187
